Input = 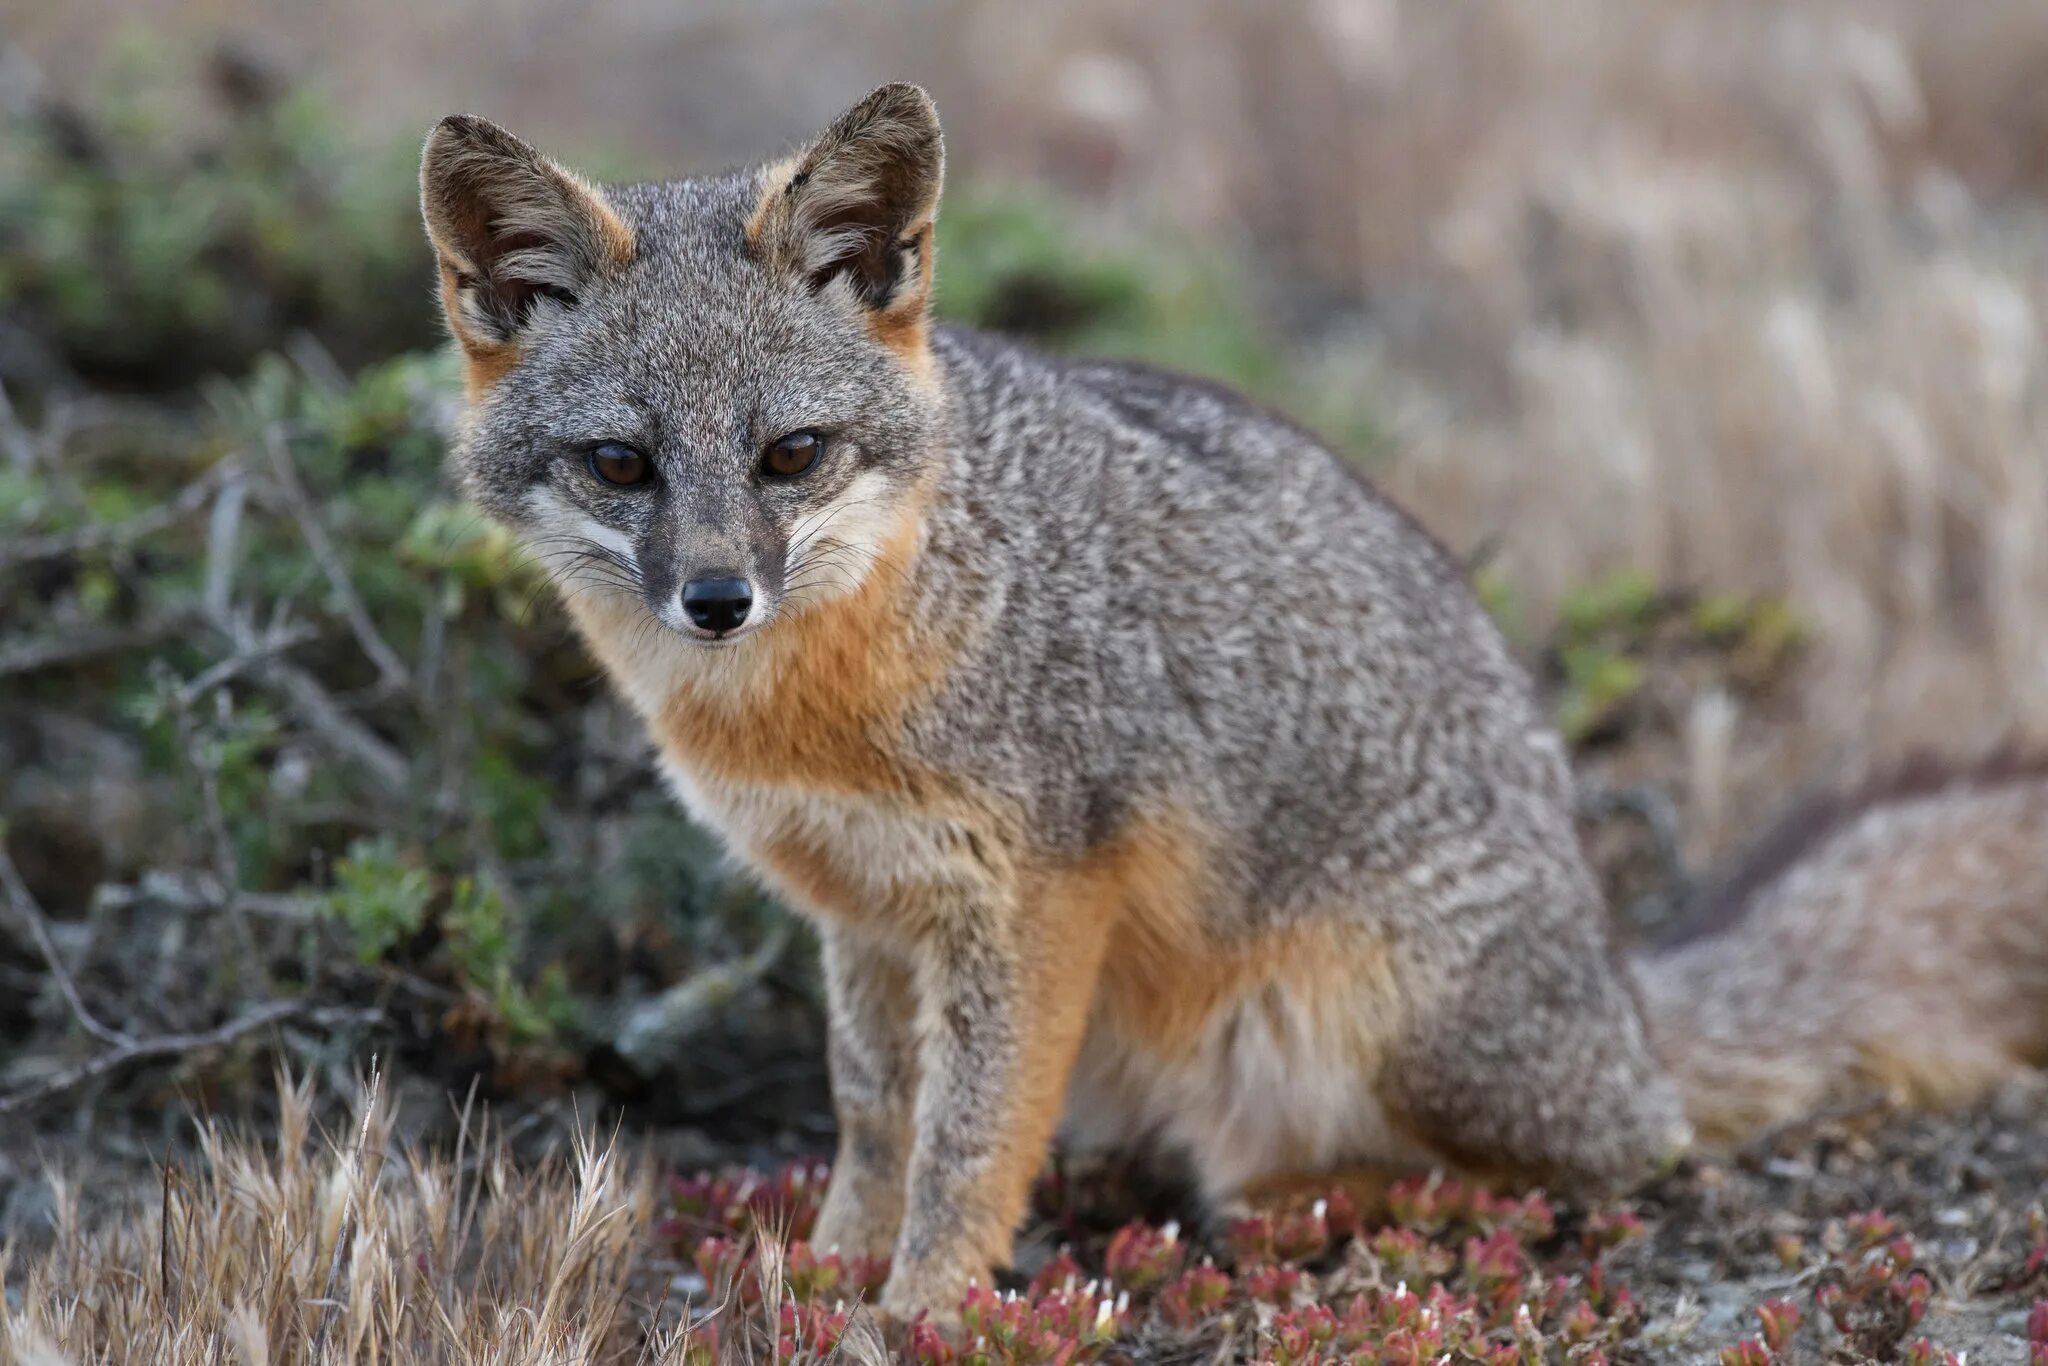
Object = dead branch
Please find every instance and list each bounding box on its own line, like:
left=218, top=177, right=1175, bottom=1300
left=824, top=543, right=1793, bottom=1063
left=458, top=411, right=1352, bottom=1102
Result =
left=252, top=654, right=412, bottom=798
left=613, top=919, right=793, bottom=1077
left=201, top=463, right=248, bottom=623
left=163, top=673, right=264, bottom=983
left=174, top=618, right=320, bottom=706
left=92, top=876, right=320, bottom=923
left=0, top=612, right=200, bottom=678
left=0, top=837, right=133, bottom=1047
left=0, top=1000, right=382, bottom=1118
left=263, top=424, right=412, bottom=695
left=0, top=373, right=35, bottom=470
left=0, top=457, right=240, bottom=571
left=188, top=459, right=411, bottom=800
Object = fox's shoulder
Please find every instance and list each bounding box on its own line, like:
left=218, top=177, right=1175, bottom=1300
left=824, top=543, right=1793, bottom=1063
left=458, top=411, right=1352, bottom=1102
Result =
left=931, top=323, right=1322, bottom=472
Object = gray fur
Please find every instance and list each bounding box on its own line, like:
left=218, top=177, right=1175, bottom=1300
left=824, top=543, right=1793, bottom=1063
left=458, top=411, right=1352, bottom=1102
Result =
left=918, top=332, right=1685, bottom=1182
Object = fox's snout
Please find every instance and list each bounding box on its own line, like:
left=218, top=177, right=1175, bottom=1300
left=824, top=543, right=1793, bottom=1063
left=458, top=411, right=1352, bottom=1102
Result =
left=679, top=576, right=754, bottom=636
left=644, top=515, right=780, bottom=642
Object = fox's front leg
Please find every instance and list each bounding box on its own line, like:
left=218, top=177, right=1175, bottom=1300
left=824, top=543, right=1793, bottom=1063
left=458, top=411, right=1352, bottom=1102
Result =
left=811, top=925, right=920, bottom=1262
left=880, top=883, right=1112, bottom=1319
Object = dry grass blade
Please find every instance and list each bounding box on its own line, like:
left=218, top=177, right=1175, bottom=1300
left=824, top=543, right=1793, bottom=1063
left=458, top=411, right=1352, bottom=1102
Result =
left=308, top=1060, right=380, bottom=1366
left=0, top=1073, right=681, bottom=1366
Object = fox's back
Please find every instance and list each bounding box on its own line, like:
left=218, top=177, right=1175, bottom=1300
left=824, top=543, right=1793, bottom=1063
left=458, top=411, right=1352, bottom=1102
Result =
left=917, top=326, right=1579, bottom=925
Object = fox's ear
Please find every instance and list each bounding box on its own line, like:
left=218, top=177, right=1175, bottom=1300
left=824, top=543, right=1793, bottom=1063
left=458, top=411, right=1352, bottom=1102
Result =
left=419, top=115, right=633, bottom=362
left=748, top=83, right=943, bottom=328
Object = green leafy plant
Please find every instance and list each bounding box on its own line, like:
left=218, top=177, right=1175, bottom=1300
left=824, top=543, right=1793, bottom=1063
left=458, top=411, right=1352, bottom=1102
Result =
left=323, top=835, right=433, bottom=965
left=0, top=37, right=433, bottom=386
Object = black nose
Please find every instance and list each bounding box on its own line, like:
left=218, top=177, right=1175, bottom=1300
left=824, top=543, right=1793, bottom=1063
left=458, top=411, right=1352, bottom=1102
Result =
left=680, top=577, right=753, bottom=634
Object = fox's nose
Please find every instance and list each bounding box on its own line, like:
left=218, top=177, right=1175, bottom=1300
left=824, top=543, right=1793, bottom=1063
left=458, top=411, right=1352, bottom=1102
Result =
left=680, top=577, right=753, bottom=634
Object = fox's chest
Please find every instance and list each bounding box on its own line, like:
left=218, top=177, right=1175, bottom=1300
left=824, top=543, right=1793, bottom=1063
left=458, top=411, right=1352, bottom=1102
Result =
left=659, top=758, right=980, bottom=926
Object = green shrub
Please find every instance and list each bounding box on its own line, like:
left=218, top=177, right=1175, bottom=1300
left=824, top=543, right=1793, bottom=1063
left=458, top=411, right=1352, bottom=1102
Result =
left=324, top=835, right=434, bottom=965
left=0, top=38, right=433, bottom=388
left=937, top=186, right=1288, bottom=399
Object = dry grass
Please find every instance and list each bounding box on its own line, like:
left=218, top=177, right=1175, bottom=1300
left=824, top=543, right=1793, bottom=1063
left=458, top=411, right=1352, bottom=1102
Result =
left=1330, top=1, right=2048, bottom=831
left=1, top=1073, right=676, bottom=1366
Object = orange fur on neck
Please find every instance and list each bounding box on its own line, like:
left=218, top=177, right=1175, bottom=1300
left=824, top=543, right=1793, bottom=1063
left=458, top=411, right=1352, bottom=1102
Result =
left=653, top=514, right=949, bottom=796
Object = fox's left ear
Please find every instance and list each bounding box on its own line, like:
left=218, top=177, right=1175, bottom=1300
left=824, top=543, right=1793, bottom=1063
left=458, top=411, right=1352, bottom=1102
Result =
left=420, top=115, right=634, bottom=370
left=749, top=83, right=944, bottom=331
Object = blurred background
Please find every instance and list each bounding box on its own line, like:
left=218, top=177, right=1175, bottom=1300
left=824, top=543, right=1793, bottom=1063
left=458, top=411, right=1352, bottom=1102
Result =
left=2, top=0, right=2045, bottom=1193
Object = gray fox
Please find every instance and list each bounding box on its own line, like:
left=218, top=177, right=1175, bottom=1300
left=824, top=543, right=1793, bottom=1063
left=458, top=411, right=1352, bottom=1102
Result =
left=418, top=84, right=2048, bottom=1322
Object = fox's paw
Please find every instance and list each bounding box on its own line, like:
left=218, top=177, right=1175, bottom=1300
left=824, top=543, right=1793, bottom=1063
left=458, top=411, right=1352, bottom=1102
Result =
left=877, top=1251, right=985, bottom=1335
left=810, top=1185, right=902, bottom=1266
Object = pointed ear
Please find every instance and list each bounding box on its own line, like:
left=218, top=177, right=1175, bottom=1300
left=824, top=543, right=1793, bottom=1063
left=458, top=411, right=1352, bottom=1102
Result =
left=419, top=115, right=634, bottom=365
left=747, top=83, right=943, bottom=331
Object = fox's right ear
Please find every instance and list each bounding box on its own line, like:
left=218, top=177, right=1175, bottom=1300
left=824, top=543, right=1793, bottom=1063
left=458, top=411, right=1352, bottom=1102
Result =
left=419, top=115, right=633, bottom=371
left=747, top=84, right=943, bottom=338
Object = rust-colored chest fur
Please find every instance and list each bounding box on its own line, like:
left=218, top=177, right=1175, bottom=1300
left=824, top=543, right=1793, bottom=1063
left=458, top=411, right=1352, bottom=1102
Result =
left=654, top=562, right=937, bottom=800
left=571, top=533, right=986, bottom=934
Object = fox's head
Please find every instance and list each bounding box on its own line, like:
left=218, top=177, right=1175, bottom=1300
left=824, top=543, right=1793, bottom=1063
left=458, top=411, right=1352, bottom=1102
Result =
left=420, top=85, right=945, bottom=649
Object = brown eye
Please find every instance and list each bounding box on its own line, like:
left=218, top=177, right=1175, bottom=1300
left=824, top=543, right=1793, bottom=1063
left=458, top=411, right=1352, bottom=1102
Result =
left=588, top=442, right=650, bottom=486
left=761, top=430, right=823, bottom=479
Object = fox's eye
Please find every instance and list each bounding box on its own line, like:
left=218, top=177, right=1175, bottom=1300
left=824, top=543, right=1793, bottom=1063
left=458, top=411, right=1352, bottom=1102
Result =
left=761, top=430, right=824, bottom=479
left=587, top=442, right=650, bottom=486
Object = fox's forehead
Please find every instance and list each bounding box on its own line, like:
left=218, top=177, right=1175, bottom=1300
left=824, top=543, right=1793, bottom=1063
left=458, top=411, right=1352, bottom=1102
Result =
left=583, top=174, right=782, bottom=366
left=486, top=172, right=890, bottom=449
left=605, top=172, right=759, bottom=273
left=500, top=181, right=759, bottom=366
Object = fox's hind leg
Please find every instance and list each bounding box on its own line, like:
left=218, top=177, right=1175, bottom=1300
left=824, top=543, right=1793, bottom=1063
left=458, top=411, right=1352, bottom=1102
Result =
left=1371, top=910, right=1690, bottom=1193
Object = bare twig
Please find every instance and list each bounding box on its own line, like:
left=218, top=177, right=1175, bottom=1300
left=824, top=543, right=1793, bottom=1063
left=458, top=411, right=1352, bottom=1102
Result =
left=284, top=332, right=350, bottom=395
left=191, top=525, right=410, bottom=798
left=174, top=619, right=319, bottom=706
left=163, top=677, right=263, bottom=982
left=0, top=612, right=199, bottom=678
left=264, top=424, right=412, bottom=695
left=613, top=919, right=794, bottom=1077
left=0, top=458, right=239, bottom=571
left=0, top=374, right=35, bottom=471
left=0, top=1001, right=381, bottom=1118
left=235, top=890, right=321, bottom=921
left=202, top=464, right=248, bottom=623
left=253, top=655, right=411, bottom=798
left=91, top=875, right=318, bottom=923
left=4, top=460, right=412, bottom=798
left=0, top=837, right=134, bottom=1048
left=310, top=1059, right=382, bottom=1366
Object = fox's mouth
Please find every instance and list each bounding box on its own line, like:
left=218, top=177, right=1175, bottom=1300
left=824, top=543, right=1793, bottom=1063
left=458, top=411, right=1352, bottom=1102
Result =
left=660, top=604, right=772, bottom=648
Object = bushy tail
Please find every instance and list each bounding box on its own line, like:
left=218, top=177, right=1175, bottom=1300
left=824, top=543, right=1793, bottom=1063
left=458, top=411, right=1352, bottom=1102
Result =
left=1630, top=757, right=2048, bottom=1147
